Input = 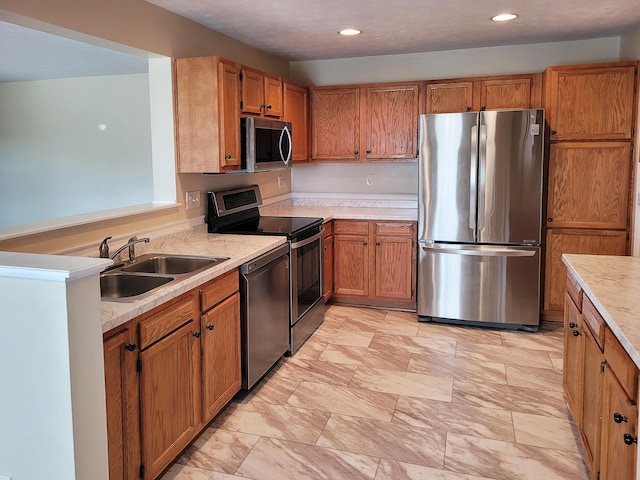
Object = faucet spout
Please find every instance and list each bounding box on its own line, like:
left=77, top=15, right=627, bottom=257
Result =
left=109, top=236, right=150, bottom=262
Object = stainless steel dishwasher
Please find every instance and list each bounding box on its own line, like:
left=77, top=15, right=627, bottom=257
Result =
left=240, top=243, right=290, bottom=389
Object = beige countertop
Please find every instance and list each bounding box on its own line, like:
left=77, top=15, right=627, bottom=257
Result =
left=563, top=254, right=640, bottom=368
left=100, top=225, right=286, bottom=333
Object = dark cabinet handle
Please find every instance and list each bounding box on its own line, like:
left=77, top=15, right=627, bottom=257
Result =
left=573, top=330, right=581, bottom=337
left=363, top=241, right=368, bottom=246
left=551, top=130, right=557, bottom=135
left=266, top=105, right=272, bottom=110
left=624, top=433, right=638, bottom=445
left=193, top=331, right=201, bottom=338
left=354, top=150, right=359, bottom=156
left=480, top=106, right=486, bottom=111
left=376, top=242, right=381, bottom=246
left=366, top=150, right=371, bottom=155
left=569, top=322, right=576, bottom=328
left=124, top=343, right=137, bottom=352
left=614, top=413, right=629, bottom=423
left=547, top=217, right=553, bottom=222
left=206, top=324, right=214, bottom=330
left=466, top=106, right=471, bottom=112
left=225, top=154, right=232, bottom=159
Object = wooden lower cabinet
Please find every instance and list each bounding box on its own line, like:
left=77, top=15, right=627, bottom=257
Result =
left=563, top=271, right=639, bottom=480
left=332, top=220, right=416, bottom=309
left=322, top=221, right=333, bottom=302
left=103, top=270, right=241, bottom=479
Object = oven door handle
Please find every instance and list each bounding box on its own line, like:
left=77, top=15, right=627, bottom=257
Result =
left=290, top=227, right=324, bottom=249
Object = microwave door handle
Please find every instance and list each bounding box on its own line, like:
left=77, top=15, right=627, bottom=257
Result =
left=280, top=125, right=292, bottom=165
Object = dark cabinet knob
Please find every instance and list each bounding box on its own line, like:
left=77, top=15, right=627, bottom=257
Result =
left=366, top=150, right=371, bottom=155
left=480, top=106, right=486, bottom=111
left=266, top=105, right=272, bottom=110
left=624, top=433, right=638, bottom=445
left=363, top=241, right=368, bottom=246
left=124, top=343, right=137, bottom=352
left=573, top=330, right=581, bottom=337
left=569, top=322, right=577, bottom=328
left=614, top=413, right=629, bottom=423
left=206, top=324, right=214, bottom=331
left=466, top=106, right=471, bottom=112
left=193, top=331, right=201, bottom=338
left=354, top=150, right=359, bottom=156
left=376, top=242, right=381, bottom=246
left=551, top=130, right=557, bottom=135
left=547, top=217, right=553, bottom=222
left=225, top=154, right=232, bottom=159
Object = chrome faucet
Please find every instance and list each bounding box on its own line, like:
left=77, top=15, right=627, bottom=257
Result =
left=99, top=236, right=150, bottom=262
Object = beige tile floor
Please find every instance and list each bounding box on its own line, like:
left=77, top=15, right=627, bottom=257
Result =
left=161, top=305, right=589, bottom=480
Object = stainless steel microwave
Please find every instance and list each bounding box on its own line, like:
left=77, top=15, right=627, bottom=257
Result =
left=241, top=117, right=292, bottom=172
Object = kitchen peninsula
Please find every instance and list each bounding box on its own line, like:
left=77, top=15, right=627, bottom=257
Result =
left=562, top=254, right=640, bottom=480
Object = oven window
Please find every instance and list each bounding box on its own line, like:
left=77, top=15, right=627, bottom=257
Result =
left=295, top=237, right=322, bottom=320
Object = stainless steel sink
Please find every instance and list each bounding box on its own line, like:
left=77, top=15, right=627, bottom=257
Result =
left=100, top=273, right=174, bottom=300
left=121, top=254, right=229, bottom=275
left=101, top=253, right=229, bottom=302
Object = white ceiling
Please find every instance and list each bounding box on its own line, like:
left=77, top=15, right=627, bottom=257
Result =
left=146, top=0, right=640, bottom=61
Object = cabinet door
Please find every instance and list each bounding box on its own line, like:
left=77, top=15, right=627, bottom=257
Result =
left=544, top=229, right=627, bottom=311
left=311, top=88, right=360, bottom=160
left=425, top=81, right=473, bottom=113
left=374, top=235, right=413, bottom=300
left=264, top=75, right=283, bottom=117
left=582, top=323, right=605, bottom=477
left=600, top=365, right=638, bottom=480
left=547, top=142, right=631, bottom=229
left=201, top=293, right=241, bottom=423
left=546, top=64, right=636, bottom=141
left=479, top=77, right=533, bottom=110
left=219, top=60, right=241, bottom=168
left=240, top=68, right=264, bottom=116
left=284, top=83, right=309, bottom=162
left=563, top=292, right=584, bottom=424
left=140, top=320, right=201, bottom=480
left=365, top=84, right=420, bottom=160
left=103, top=325, right=140, bottom=480
left=333, top=233, right=369, bottom=296
left=323, top=232, right=333, bottom=302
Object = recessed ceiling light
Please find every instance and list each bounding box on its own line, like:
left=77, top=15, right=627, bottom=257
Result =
left=491, top=13, right=518, bottom=22
left=339, top=28, right=362, bottom=36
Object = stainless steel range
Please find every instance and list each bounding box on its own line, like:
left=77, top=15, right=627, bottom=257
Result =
left=207, top=185, right=325, bottom=360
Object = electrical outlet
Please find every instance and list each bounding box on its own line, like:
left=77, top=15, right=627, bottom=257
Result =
left=185, top=191, right=201, bottom=210
left=277, top=175, right=284, bottom=188
left=365, top=174, right=375, bottom=187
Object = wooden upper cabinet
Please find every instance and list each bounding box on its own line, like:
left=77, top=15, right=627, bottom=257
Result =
left=547, top=142, right=632, bottom=230
left=311, top=87, right=360, bottom=160
left=544, top=62, right=637, bottom=140
left=366, top=84, right=420, bottom=160
left=426, top=81, right=473, bottom=113
left=426, top=74, right=540, bottom=113
left=283, top=82, right=309, bottom=162
left=241, top=67, right=283, bottom=118
left=174, top=56, right=240, bottom=173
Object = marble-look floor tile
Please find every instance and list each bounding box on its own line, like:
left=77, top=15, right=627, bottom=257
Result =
left=176, top=428, right=259, bottom=474
left=272, top=357, right=358, bottom=386
left=211, top=401, right=331, bottom=444
left=512, top=412, right=581, bottom=452
left=349, top=366, right=453, bottom=402
left=549, top=352, right=564, bottom=372
left=444, top=433, right=588, bottom=480
left=408, top=353, right=507, bottom=385
left=235, top=436, right=379, bottom=480
left=499, top=330, right=564, bottom=354
left=234, top=365, right=298, bottom=405
left=310, top=323, right=375, bottom=347
left=292, top=337, right=328, bottom=360
left=319, top=343, right=411, bottom=371
left=161, top=464, right=246, bottom=480
left=455, top=342, right=553, bottom=368
left=417, top=322, right=504, bottom=345
left=374, top=459, right=496, bottom=480
left=505, top=364, right=563, bottom=392
left=452, top=379, right=569, bottom=418
left=368, top=332, right=457, bottom=356
left=318, top=414, right=446, bottom=468
left=393, top=396, right=515, bottom=442
left=286, top=380, right=398, bottom=421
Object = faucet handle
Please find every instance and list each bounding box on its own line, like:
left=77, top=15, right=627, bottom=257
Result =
left=99, top=236, right=112, bottom=258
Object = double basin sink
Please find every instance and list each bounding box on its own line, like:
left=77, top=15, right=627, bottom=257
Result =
left=101, top=253, right=229, bottom=302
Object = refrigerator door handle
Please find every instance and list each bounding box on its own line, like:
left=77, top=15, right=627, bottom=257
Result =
left=420, top=244, right=536, bottom=257
left=469, top=124, right=478, bottom=232
left=477, top=123, right=488, bottom=231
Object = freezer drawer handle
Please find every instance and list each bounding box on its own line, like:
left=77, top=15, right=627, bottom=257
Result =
left=421, top=245, right=536, bottom=257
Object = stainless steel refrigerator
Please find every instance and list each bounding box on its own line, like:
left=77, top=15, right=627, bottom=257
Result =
left=417, top=109, right=544, bottom=330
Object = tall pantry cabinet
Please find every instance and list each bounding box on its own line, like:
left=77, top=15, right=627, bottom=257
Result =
left=543, top=62, right=638, bottom=314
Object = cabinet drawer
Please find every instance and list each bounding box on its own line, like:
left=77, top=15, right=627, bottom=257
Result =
left=139, top=295, right=196, bottom=350
left=375, top=222, right=413, bottom=236
left=200, top=269, right=239, bottom=313
left=334, top=220, right=369, bottom=235
left=566, top=271, right=583, bottom=312
left=582, top=295, right=605, bottom=350
left=605, top=327, right=638, bottom=401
